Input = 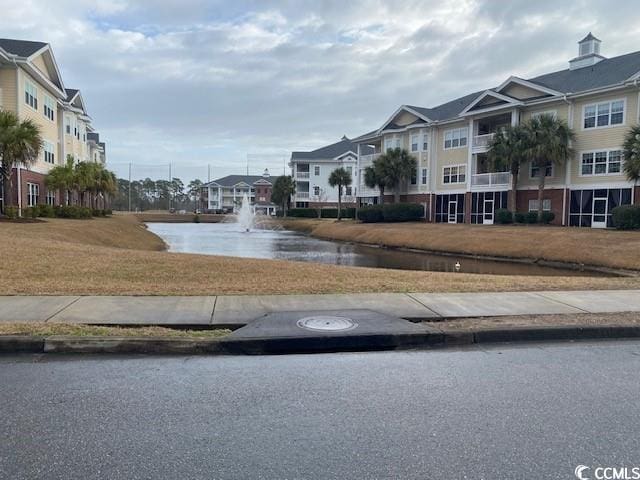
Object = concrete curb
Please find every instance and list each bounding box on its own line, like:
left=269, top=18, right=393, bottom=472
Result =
left=2, top=325, right=640, bottom=355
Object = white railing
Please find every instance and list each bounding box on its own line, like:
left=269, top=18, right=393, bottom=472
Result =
left=472, top=133, right=496, bottom=148
left=359, top=153, right=381, bottom=165
left=471, top=172, right=511, bottom=187
left=296, top=192, right=309, bottom=199
left=296, top=171, right=310, bottom=179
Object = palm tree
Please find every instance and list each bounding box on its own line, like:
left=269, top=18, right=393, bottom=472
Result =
left=487, top=125, right=528, bottom=222
left=45, top=156, right=75, bottom=205
left=94, top=164, right=117, bottom=209
left=522, top=114, right=575, bottom=222
left=328, top=167, right=352, bottom=221
left=363, top=160, right=387, bottom=205
left=0, top=110, right=42, bottom=214
left=271, top=175, right=296, bottom=216
left=623, top=124, right=640, bottom=187
left=73, top=161, right=95, bottom=207
left=377, top=148, right=417, bottom=203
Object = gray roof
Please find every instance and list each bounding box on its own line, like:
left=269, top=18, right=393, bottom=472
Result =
left=65, top=88, right=79, bottom=101
left=0, top=38, right=47, bottom=57
left=580, top=32, right=601, bottom=43
left=291, top=137, right=373, bottom=160
left=205, top=174, right=279, bottom=187
left=370, top=48, right=640, bottom=130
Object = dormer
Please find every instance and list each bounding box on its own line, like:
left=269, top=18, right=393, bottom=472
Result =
left=569, top=33, right=605, bottom=70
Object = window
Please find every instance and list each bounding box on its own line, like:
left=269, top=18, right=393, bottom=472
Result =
left=346, top=166, right=352, bottom=175
left=443, top=165, right=466, bottom=184
left=27, top=183, right=39, bottom=207
left=531, top=162, right=553, bottom=178
left=421, top=168, right=427, bottom=185
left=44, top=141, right=55, bottom=164
left=65, top=116, right=71, bottom=135
left=581, top=150, right=623, bottom=175
left=583, top=100, right=624, bottom=129
left=313, top=186, right=320, bottom=196
left=46, top=190, right=56, bottom=206
left=411, top=134, right=419, bottom=152
left=422, top=133, right=428, bottom=151
left=44, top=95, right=55, bottom=121
left=25, top=80, right=38, bottom=110
left=444, top=128, right=468, bottom=149
left=384, top=137, right=401, bottom=152
left=528, top=199, right=551, bottom=212
left=314, top=165, right=320, bottom=176
left=410, top=168, right=417, bottom=185
left=345, top=186, right=352, bottom=196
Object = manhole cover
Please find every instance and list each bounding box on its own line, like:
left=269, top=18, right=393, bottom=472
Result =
left=296, top=315, right=358, bottom=332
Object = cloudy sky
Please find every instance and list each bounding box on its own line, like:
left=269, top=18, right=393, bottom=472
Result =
left=1, top=0, right=639, bottom=181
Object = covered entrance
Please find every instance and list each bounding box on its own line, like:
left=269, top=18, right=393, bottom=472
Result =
left=569, top=188, right=632, bottom=228
left=436, top=193, right=465, bottom=224
left=471, top=191, right=507, bottom=224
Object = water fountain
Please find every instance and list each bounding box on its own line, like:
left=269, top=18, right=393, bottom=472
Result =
left=236, top=193, right=255, bottom=232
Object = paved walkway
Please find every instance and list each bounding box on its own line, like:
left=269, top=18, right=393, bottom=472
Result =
left=1, top=290, right=639, bottom=327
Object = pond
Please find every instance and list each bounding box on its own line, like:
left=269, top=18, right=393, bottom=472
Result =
left=146, top=222, right=605, bottom=277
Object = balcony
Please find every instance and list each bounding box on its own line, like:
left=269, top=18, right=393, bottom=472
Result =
left=471, top=172, right=511, bottom=188
left=296, top=171, right=310, bottom=179
left=472, top=133, right=495, bottom=152
left=296, top=192, right=309, bottom=199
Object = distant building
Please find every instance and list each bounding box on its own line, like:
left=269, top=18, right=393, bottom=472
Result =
left=290, top=136, right=373, bottom=208
left=201, top=169, right=279, bottom=215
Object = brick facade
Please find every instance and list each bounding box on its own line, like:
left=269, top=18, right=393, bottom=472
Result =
left=515, top=188, right=565, bottom=225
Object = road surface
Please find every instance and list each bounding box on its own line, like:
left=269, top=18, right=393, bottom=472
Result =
left=2, top=341, right=640, bottom=479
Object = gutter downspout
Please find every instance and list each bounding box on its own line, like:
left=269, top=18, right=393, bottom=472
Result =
left=12, top=55, right=23, bottom=217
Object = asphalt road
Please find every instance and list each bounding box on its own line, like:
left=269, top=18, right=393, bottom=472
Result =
left=2, top=341, right=640, bottom=479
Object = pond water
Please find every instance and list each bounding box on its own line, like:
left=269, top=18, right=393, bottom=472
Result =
left=146, top=222, right=605, bottom=277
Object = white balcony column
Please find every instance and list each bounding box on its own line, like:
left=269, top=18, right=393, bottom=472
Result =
left=466, top=118, right=474, bottom=191
left=511, top=108, right=519, bottom=127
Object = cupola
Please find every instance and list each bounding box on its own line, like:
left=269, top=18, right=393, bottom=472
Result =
left=569, top=33, right=605, bottom=70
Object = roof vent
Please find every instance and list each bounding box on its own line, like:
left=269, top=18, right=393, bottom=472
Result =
left=569, top=33, right=605, bottom=70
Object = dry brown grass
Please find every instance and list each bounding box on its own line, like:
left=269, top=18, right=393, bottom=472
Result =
left=0, top=322, right=230, bottom=338
left=280, top=218, right=640, bottom=271
left=133, top=212, right=225, bottom=223
left=424, top=311, right=640, bottom=331
left=1, top=215, right=639, bottom=295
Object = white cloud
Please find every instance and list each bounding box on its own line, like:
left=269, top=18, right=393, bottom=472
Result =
left=0, top=0, right=639, bottom=180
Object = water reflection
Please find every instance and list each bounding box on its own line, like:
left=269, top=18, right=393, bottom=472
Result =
left=146, top=222, right=604, bottom=277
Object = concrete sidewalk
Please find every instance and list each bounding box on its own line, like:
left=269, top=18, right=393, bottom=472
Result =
left=0, top=290, right=639, bottom=327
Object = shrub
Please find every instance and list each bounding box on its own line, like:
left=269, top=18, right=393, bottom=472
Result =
left=287, top=208, right=318, bottom=218
left=514, top=212, right=526, bottom=224
left=37, top=204, right=55, bottom=218
left=541, top=211, right=555, bottom=224
left=104, top=209, right=112, bottom=216
left=318, top=208, right=356, bottom=219
left=357, top=205, right=384, bottom=223
left=193, top=214, right=201, bottom=223
left=54, top=205, right=93, bottom=219
left=4, top=206, right=18, bottom=220
left=382, top=203, right=424, bottom=222
left=495, top=209, right=513, bottom=224
left=357, top=203, right=424, bottom=223
left=612, top=205, right=640, bottom=230
left=25, top=207, right=38, bottom=219
left=524, top=211, right=538, bottom=224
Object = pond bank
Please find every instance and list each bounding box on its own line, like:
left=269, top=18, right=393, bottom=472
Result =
left=277, top=218, right=640, bottom=274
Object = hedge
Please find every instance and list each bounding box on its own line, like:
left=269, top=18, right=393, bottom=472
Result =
left=357, top=203, right=424, bottom=223
left=612, top=205, right=640, bottom=230
left=54, top=205, right=93, bottom=219
left=499, top=209, right=554, bottom=225
left=287, top=207, right=356, bottom=219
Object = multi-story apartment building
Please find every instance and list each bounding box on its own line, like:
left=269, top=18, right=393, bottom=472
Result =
left=354, top=34, right=640, bottom=228
left=202, top=169, right=279, bottom=215
left=290, top=136, right=372, bottom=208
left=0, top=38, right=106, bottom=212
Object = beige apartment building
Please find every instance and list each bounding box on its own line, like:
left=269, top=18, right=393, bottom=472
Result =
left=354, top=33, right=640, bottom=228
left=0, top=38, right=106, bottom=212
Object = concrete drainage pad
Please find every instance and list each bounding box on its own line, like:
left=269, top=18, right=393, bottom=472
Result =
left=224, top=309, right=440, bottom=354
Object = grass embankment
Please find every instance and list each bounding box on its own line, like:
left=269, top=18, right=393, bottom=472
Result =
left=424, top=312, right=640, bottom=332
left=0, top=323, right=230, bottom=338
left=1, top=215, right=639, bottom=295
left=279, top=218, right=640, bottom=271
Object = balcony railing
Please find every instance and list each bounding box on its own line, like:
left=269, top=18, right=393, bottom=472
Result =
left=296, top=192, right=310, bottom=199
left=296, top=171, right=310, bottom=179
left=472, top=133, right=496, bottom=149
left=471, top=172, right=511, bottom=187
